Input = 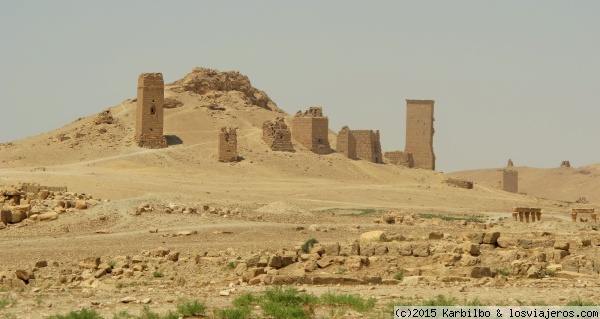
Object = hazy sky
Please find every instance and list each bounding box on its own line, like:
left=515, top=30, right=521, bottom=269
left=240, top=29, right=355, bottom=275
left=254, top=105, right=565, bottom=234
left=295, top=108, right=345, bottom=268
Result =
left=1, top=1, right=599, bottom=173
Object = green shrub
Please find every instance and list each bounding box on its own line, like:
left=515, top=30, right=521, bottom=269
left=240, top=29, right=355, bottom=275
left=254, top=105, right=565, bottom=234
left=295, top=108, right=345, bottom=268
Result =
left=566, top=299, right=596, bottom=306
left=176, top=299, right=206, bottom=317
left=496, top=266, right=510, bottom=277
left=47, top=308, right=104, bottom=319
left=217, top=307, right=251, bottom=319
left=152, top=270, right=164, bottom=278
left=233, top=293, right=261, bottom=308
left=421, top=295, right=456, bottom=306
left=301, top=238, right=319, bottom=253
left=393, top=269, right=404, bottom=281
left=112, top=311, right=135, bottom=319
left=320, top=292, right=376, bottom=312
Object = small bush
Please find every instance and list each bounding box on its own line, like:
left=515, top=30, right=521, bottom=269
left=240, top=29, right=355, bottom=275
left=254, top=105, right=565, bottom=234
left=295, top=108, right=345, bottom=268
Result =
left=0, top=295, right=16, bottom=310
left=301, top=238, right=319, bottom=253
left=176, top=299, right=207, bottom=317
left=541, top=269, right=555, bottom=277
left=421, top=295, right=456, bottom=306
left=320, top=292, right=377, bottom=312
left=227, top=262, right=236, bottom=270
left=218, top=307, right=251, bottom=319
left=112, top=310, right=135, bottom=319
left=108, top=260, right=117, bottom=268
left=138, top=306, right=160, bottom=319
left=393, top=269, right=404, bottom=281
left=47, top=308, right=104, bottom=319
left=233, top=293, right=261, bottom=308
left=566, top=299, right=596, bottom=306
left=497, top=266, right=510, bottom=277
left=152, top=270, right=164, bottom=278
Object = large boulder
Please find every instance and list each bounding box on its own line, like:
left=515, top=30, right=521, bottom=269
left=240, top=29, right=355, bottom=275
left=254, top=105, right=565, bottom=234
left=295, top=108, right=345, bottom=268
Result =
left=360, top=231, right=387, bottom=242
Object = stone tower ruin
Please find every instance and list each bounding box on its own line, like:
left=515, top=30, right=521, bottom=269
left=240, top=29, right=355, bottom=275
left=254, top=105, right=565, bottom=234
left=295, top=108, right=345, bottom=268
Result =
left=336, top=126, right=357, bottom=160
left=262, top=117, right=294, bottom=152
left=384, top=151, right=414, bottom=168
left=350, top=130, right=383, bottom=163
left=405, top=100, right=435, bottom=170
left=501, top=169, right=518, bottom=193
left=135, top=73, right=168, bottom=149
left=218, top=127, right=238, bottom=162
left=291, top=107, right=331, bottom=155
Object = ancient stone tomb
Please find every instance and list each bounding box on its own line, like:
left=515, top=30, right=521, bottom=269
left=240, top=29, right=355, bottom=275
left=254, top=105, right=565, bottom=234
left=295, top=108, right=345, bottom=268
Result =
left=405, top=100, right=435, bottom=170
left=135, top=73, right=168, bottom=149
left=262, top=117, right=294, bottom=152
left=218, top=127, right=238, bottom=162
left=336, top=126, right=382, bottom=163
left=291, top=107, right=331, bottom=155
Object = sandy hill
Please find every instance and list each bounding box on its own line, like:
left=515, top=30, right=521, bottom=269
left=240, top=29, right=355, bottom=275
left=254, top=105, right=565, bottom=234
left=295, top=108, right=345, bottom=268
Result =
left=0, top=67, right=565, bottom=213
left=450, top=165, right=600, bottom=204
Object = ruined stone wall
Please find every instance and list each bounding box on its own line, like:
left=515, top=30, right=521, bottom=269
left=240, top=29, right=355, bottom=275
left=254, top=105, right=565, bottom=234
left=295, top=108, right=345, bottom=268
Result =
left=405, top=100, right=435, bottom=170
left=21, top=183, right=68, bottom=195
left=135, top=73, right=168, bottom=149
left=218, top=127, right=238, bottom=162
left=502, top=169, right=518, bottom=193
left=350, top=130, right=382, bottom=163
left=384, top=151, right=414, bottom=168
left=262, top=117, right=294, bottom=152
left=291, top=107, right=331, bottom=155
left=336, top=126, right=357, bottom=159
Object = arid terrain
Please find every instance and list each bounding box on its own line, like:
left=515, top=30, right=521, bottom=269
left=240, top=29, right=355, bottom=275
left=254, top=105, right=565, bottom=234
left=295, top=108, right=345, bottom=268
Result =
left=1, top=68, right=600, bottom=319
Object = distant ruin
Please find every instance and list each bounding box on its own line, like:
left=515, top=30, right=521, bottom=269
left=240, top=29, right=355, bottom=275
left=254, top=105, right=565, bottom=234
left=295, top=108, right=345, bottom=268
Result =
left=512, top=207, right=542, bottom=223
left=350, top=130, right=383, bottom=163
left=218, top=127, right=238, bottom=162
left=560, top=161, right=571, bottom=168
left=336, top=126, right=357, bottom=160
left=135, top=73, right=168, bottom=149
left=571, top=208, right=596, bottom=222
left=507, top=159, right=514, bottom=167
left=384, top=151, right=414, bottom=168
left=405, top=100, right=435, bottom=170
left=500, top=169, right=518, bottom=193
left=262, top=117, right=294, bottom=152
left=291, top=107, right=331, bottom=155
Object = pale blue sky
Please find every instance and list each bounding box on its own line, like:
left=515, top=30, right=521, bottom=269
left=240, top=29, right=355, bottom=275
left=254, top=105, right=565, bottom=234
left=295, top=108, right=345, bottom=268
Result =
left=1, top=1, right=599, bottom=172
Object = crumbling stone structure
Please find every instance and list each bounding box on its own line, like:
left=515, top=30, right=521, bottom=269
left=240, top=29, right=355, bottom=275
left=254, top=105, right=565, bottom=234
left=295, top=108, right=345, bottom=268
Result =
left=291, top=107, right=331, bottom=155
left=336, top=126, right=357, bottom=159
left=405, top=100, right=435, bottom=170
left=262, top=117, right=294, bottom=152
left=571, top=208, right=596, bottom=222
left=218, top=127, right=238, bottom=162
left=507, top=159, right=514, bottom=167
left=445, top=178, right=474, bottom=189
left=512, top=207, right=542, bottom=223
left=135, top=73, right=168, bottom=149
left=500, top=169, right=518, bottom=193
left=384, top=151, right=414, bottom=168
left=560, top=161, right=571, bottom=168
left=350, top=130, right=383, bottom=164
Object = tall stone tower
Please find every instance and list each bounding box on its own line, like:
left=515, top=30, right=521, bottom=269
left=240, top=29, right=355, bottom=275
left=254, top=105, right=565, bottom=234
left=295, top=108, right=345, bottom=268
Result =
left=135, top=73, right=168, bottom=149
left=405, top=100, right=435, bottom=170
left=218, top=127, right=238, bottom=162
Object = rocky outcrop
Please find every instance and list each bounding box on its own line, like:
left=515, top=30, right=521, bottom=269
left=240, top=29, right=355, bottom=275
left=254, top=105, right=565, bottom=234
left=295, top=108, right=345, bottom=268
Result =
left=169, top=67, right=282, bottom=112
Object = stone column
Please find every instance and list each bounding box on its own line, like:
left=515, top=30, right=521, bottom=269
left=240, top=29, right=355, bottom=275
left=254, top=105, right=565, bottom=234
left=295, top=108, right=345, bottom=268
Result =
left=531, top=211, right=536, bottom=222
left=592, top=213, right=597, bottom=222
left=512, top=212, right=518, bottom=221
left=536, top=212, right=542, bottom=221
left=571, top=212, right=577, bottom=222
left=525, top=212, right=530, bottom=223
left=519, top=212, right=524, bottom=222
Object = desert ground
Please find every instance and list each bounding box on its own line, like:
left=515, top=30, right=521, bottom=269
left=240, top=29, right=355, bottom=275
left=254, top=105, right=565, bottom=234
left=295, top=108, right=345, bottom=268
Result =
left=1, top=68, right=599, bottom=319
